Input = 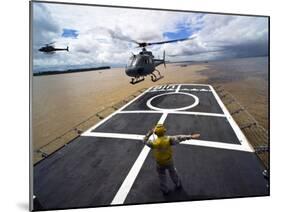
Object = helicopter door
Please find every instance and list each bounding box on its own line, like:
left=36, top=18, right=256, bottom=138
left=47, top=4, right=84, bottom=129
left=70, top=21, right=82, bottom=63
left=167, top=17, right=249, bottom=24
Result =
left=149, top=57, right=155, bottom=69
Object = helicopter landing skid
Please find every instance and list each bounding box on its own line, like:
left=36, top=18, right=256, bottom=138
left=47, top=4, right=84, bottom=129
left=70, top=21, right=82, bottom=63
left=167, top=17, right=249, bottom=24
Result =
left=130, top=77, right=145, bottom=84
left=150, top=71, right=164, bottom=82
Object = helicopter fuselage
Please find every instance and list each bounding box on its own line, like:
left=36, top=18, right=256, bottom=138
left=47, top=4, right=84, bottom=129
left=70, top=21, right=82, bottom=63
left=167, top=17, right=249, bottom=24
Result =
left=123, top=36, right=190, bottom=84
left=39, top=46, right=69, bottom=53
left=125, top=50, right=163, bottom=78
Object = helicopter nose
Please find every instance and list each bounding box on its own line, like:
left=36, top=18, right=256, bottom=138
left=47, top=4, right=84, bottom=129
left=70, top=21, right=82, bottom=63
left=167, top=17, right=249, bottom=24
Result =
left=125, top=67, right=143, bottom=77
left=125, top=67, right=135, bottom=77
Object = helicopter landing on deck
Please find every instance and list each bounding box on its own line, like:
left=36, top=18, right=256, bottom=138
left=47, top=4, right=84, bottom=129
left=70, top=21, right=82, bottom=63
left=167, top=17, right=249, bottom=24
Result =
left=126, top=48, right=165, bottom=84
left=124, top=37, right=193, bottom=84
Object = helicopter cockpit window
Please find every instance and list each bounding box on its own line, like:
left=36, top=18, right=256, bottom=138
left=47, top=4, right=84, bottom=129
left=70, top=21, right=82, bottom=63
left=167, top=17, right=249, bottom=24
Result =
left=128, top=56, right=138, bottom=67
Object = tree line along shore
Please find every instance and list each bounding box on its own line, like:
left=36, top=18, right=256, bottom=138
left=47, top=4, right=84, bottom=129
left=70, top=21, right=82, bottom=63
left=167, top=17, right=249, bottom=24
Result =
left=33, top=66, right=111, bottom=76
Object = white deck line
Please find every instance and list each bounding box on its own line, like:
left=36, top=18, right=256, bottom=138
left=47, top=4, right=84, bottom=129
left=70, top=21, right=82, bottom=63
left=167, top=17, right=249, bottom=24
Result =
left=209, top=85, right=254, bottom=152
left=166, top=83, right=212, bottom=87
left=147, top=89, right=211, bottom=93
left=81, top=88, right=150, bottom=136
left=111, top=145, right=150, bottom=205
left=147, top=89, right=175, bottom=93
left=165, top=111, right=225, bottom=117
left=181, top=88, right=211, bottom=92
left=118, top=110, right=225, bottom=117
left=111, top=112, right=167, bottom=205
left=158, top=112, right=168, bottom=124
left=175, top=84, right=181, bottom=93
left=82, top=132, right=144, bottom=140
left=181, top=139, right=252, bottom=152
left=146, top=92, right=199, bottom=111
left=80, top=131, right=252, bottom=152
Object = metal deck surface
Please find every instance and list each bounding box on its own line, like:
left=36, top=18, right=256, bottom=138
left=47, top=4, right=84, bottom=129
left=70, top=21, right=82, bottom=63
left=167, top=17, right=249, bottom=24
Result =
left=33, top=84, right=268, bottom=210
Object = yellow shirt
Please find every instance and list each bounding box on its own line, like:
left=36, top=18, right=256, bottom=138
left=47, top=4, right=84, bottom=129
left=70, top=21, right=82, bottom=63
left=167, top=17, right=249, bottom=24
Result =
left=143, top=133, right=191, bottom=166
left=150, top=136, right=173, bottom=166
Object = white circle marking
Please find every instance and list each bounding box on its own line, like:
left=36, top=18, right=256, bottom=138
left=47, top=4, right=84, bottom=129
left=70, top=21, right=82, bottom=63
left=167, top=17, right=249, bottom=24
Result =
left=146, top=92, right=199, bottom=111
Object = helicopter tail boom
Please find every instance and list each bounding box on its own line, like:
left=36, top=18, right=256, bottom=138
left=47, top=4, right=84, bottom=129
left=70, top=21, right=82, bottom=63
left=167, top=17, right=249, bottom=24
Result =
left=154, top=50, right=166, bottom=68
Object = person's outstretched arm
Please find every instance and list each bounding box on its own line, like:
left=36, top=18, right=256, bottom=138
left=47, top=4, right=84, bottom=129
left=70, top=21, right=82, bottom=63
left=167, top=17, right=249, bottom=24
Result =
left=169, top=133, right=200, bottom=145
left=143, top=129, right=155, bottom=148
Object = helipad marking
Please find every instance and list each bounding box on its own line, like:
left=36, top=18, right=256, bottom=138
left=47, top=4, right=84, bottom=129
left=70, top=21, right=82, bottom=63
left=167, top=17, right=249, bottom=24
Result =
left=149, top=84, right=213, bottom=92
left=181, top=139, right=251, bottom=152
left=82, top=83, right=250, bottom=152
left=148, top=88, right=211, bottom=93
left=82, top=132, right=144, bottom=140
left=36, top=83, right=259, bottom=208
left=209, top=85, right=254, bottom=152
left=80, top=83, right=254, bottom=205
left=111, top=145, right=150, bottom=205
left=175, top=84, right=181, bottom=93
left=82, top=87, right=151, bottom=136
left=147, top=89, right=170, bottom=93
left=77, top=84, right=253, bottom=204
left=146, top=92, right=199, bottom=111
left=150, top=83, right=212, bottom=88
left=82, top=84, right=252, bottom=153
left=181, top=88, right=211, bottom=92
left=82, top=132, right=252, bottom=152
left=118, top=110, right=225, bottom=117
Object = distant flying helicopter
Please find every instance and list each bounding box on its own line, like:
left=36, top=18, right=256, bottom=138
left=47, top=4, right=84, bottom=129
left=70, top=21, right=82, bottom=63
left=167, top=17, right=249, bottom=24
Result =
left=38, top=42, right=69, bottom=53
left=125, top=37, right=193, bottom=84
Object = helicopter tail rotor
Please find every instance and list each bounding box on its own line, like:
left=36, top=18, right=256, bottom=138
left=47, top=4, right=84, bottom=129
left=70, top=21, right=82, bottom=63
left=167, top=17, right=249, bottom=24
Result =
left=163, top=50, right=166, bottom=68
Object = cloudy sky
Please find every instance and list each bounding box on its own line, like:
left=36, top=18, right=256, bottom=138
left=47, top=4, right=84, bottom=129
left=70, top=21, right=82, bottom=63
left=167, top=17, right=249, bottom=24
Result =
left=32, top=2, right=268, bottom=72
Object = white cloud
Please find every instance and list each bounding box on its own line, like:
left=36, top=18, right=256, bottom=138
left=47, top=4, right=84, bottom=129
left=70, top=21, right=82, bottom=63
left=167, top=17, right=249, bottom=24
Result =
left=32, top=3, right=61, bottom=46
left=32, top=2, right=268, bottom=71
left=160, top=14, right=268, bottom=61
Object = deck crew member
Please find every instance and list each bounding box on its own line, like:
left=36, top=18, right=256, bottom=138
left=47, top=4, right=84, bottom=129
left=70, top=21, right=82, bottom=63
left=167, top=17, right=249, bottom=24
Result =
left=143, top=124, right=200, bottom=195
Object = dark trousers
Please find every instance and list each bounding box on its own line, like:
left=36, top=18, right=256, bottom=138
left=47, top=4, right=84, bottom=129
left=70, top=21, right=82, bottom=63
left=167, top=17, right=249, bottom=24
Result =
left=156, top=161, right=181, bottom=193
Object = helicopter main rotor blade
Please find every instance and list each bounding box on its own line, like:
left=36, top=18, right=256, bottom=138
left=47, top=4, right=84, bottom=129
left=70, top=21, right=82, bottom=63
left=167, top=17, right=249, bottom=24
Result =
left=133, top=37, right=195, bottom=48
left=106, top=29, right=139, bottom=44
left=44, top=41, right=56, bottom=46
left=146, top=37, right=194, bottom=46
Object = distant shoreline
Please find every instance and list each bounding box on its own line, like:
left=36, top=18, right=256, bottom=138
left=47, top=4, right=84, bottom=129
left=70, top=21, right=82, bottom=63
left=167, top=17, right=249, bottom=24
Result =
left=33, top=66, right=111, bottom=76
